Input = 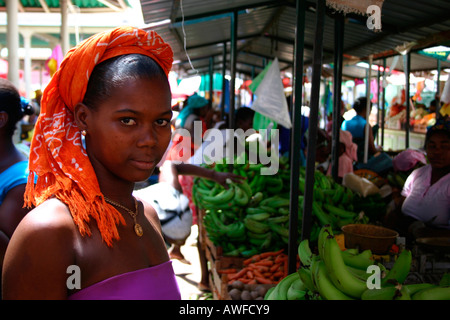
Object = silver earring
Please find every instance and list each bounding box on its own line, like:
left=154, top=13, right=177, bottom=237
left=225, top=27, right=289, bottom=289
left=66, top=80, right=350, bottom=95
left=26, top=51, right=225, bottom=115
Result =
left=81, top=130, right=87, bottom=149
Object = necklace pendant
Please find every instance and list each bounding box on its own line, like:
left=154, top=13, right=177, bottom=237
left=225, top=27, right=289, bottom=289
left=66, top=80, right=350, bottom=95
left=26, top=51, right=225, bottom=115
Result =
left=134, top=223, right=144, bottom=237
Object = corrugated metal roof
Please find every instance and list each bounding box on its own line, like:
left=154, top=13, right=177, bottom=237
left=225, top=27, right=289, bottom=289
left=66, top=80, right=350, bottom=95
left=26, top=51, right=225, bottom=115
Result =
left=0, top=0, right=130, bottom=13
left=140, top=0, right=450, bottom=79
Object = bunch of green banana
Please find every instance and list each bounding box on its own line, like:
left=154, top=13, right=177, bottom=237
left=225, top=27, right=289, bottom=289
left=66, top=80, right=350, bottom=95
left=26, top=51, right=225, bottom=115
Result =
left=361, top=250, right=450, bottom=300
left=310, top=199, right=368, bottom=235
left=207, top=154, right=287, bottom=197
left=291, top=225, right=450, bottom=300
left=200, top=189, right=295, bottom=255
left=202, top=209, right=246, bottom=245
left=319, top=226, right=370, bottom=299
left=298, top=169, right=370, bottom=233
left=351, top=192, right=387, bottom=222
left=193, top=176, right=253, bottom=210
left=265, top=271, right=308, bottom=300
left=292, top=225, right=375, bottom=299
left=243, top=194, right=294, bottom=251
left=386, top=170, right=410, bottom=189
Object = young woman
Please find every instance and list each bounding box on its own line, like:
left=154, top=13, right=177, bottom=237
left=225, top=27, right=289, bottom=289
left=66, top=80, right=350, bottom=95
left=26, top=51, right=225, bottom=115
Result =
left=2, top=27, right=181, bottom=300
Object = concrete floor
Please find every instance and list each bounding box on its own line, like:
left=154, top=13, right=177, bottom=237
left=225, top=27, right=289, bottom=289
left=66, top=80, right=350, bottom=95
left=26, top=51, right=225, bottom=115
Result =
left=171, top=225, right=211, bottom=300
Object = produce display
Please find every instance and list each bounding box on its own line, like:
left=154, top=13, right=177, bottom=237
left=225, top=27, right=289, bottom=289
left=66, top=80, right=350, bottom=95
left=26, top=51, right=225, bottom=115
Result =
left=265, top=225, right=450, bottom=300
left=192, top=147, right=447, bottom=300
left=410, top=106, right=436, bottom=128
left=228, top=280, right=271, bottom=301
left=193, top=154, right=373, bottom=258
left=220, top=249, right=293, bottom=285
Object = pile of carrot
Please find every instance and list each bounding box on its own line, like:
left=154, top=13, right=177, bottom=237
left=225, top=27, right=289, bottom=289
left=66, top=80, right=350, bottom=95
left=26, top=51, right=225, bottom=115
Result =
left=218, top=249, right=300, bottom=285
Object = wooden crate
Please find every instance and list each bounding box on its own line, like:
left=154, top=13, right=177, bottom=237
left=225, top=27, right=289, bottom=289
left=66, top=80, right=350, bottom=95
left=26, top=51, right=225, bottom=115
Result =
left=198, top=209, right=245, bottom=299
left=209, top=266, right=231, bottom=300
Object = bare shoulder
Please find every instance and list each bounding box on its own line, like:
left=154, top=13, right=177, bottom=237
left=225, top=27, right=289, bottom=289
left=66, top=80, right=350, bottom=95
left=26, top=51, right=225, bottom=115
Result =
left=2, top=198, right=78, bottom=299
left=136, top=196, right=163, bottom=233
left=9, top=198, right=77, bottom=244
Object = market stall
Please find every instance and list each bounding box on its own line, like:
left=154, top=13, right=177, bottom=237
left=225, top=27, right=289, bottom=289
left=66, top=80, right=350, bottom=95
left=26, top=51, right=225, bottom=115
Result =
left=137, top=0, right=450, bottom=301
left=196, top=2, right=449, bottom=300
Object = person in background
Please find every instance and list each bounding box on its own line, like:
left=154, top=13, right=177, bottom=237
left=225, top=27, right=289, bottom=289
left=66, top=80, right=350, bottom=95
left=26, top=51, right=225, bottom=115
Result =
left=18, top=97, right=37, bottom=142
left=314, top=129, right=357, bottom=183
left=0, top=79, right=35, bottom=298
left=168, top=94, right=215, bottom=211
left=234, top=106, right=255, bottom=132
left=341, top=97, right=382, bottom=163
left=175, top=93, right=212, bottom=137
left=326, top=130, right=358, bottom=183
left=133, top=160, right=244, bottom=265
left=174, top=106, right=253, bottom=290
left=2, top=27, right=181, bottom=300
left=389, top=121, right=450, bottom=243
left=326, top=99, right=345, bottom=137
left=429, top=94, right=439, bottom=115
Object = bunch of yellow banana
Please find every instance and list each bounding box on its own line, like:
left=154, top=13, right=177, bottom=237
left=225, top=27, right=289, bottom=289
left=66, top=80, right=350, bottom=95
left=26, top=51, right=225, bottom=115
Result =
left=291, top=225, right=450, bottom=300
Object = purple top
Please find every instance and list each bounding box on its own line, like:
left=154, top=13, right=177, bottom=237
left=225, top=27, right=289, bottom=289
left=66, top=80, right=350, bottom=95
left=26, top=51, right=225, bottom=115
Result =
left=68, top=260, right=181, bottom=300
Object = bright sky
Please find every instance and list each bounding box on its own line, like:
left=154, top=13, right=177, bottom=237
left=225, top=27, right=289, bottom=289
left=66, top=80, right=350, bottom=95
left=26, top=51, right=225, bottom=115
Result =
left=0, top=0, right=145, bottom=28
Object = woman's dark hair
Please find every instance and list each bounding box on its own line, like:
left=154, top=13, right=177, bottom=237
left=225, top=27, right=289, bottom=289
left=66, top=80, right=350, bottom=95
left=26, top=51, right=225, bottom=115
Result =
left=424, top=120, right=450, bottom=148
left=83, top=54, right=168, bottom=109
left=0, top=78, right=33, bottom=136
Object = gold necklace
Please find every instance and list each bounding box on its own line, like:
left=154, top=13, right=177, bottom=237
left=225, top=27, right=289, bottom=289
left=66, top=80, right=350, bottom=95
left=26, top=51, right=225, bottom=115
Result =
left=104, top=196, right=143, bottom=237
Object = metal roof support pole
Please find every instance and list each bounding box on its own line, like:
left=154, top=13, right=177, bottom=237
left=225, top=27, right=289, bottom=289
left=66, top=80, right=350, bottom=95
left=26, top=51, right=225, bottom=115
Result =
left=364, top=55, right=372, bottom=164
left=331, top=14, right=344, bottom=181
left=209, top=56, right=213, bottom=106
left=61, top=0, right=70, bottom=55
left=302, top=0, right=325, bottom=243
left=437, top=59, right=441, bottom=95
left=404, top=52, right=410, bottom=148
left=376, top=66, right=381, bottom=145
left=220, top=42, right=227, bottom=120
left=251, top=66, right=255, bottom=103
left=381, top=58, right=386, bottom=147
left=229, top=10, right=238, bottom=129
left=436, top=59, right=441, bottom=116
left=287, top=0, right=306, bottom=274
left=6, top=0, right=20, bottom=89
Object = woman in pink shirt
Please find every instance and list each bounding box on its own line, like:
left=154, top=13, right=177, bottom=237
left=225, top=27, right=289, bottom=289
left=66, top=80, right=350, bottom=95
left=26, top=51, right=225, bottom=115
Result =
left=315, top=129, right=357, bottom=184
left=397, top=121, right=450, bottom=241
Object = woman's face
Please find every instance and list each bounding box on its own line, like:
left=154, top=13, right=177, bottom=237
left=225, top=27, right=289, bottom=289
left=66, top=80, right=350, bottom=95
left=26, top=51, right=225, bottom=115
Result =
left=84, top=76, right=172, bottom=184
left=426, top=131, right=450, bottom=169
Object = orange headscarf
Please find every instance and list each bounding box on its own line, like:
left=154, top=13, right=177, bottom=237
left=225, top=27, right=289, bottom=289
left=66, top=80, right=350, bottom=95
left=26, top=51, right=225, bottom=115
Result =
left=24, top=26, right=173, bottom=247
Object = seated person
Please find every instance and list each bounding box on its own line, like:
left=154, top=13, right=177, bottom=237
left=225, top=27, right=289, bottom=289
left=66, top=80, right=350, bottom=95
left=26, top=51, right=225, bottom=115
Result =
left=388, top=121, right=450, bottom=243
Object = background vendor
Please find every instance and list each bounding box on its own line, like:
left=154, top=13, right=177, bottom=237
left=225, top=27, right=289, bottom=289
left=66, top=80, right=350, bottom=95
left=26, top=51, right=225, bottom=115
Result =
left=389, top=121, right=450, bottom=243
left=341, top=97, right=382, bottom=163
